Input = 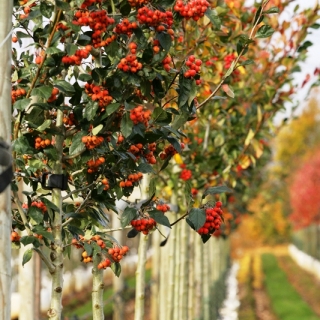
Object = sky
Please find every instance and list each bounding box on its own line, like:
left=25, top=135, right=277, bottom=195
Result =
left=275, top=0, right=320, bottom=123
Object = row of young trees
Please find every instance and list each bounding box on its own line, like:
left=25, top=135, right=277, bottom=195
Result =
left=1, top=0, right=319, bottom=319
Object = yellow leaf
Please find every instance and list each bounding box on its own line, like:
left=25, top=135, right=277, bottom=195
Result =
left=238, top=155, right=251, bottom=169
left=173, top=154, right=183, bottom=165
left=244, top=129, right=255, bottom=147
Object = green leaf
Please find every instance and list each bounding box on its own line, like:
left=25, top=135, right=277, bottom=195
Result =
left=120, top=207, right=137, bottom=228
left=84, top=100, right=99, bottom=121
left=137, top=163, right=154, bottom=173
left=187, top=208, right=206, bottom=231
left=78, top=73, right=92, bottom=82
left=127, top=228, right=139, bottom=238
left=106, top=103, right=120, bottom=116
left=148, top=209, right=171, bottom=228
left=31, top=86, right=52, bottom=101
left=69, top=131, right=86, bottom=156
left=157, top=32, right=172, bottom=52
left=32, top=228, right=54, bottom=241
left=36, top=119, right=52, bottom=132
left=22, top=249, right=33, bottom=266
left=40, top=2, right=53, bottom=18
left=83, top=242, right=93, bottom=256
left=46, top=47, right=62, bottom=55
left=41, top=198, right=60, bottom=212
left=14, top=98, right=31, bottom=111
left=205, top=8, right=221, bottom=30
left=55, top=0, right=70, bottom=10
left=263, top=7, right=279, bottom=14
left=20, top=236, right=36, bottom=246
left=253, top=6, right=263, bottom=24
left=225, top=60, right=235, bottom=77
left=121, top=113, right=133, bottom=138
left=214, top=134, right=225, bottom=147
left=111, top=262, right=121, bottom=277
left=28, top=206, right=44, bottom=224
left=240, top=60, right=255, bottom=67
left=92, top=124, right=103, bottom=136
left=202, top=185, right=233, bottom=199
left=255, top=25, right=275, bottom=38
left=13, top=136, right=34, bottom=154
left=53, top=80, right=75, bottom=95
left=152, top=107, right=172, bottom=125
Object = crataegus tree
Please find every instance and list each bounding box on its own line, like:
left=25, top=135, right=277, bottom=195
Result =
left=8, top=0, right=319, bottom=319
left=289, top=149, right=320, bottom=229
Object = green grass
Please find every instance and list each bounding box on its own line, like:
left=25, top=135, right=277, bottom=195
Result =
left=64, top=268, right=151, bottom=319
left=261, top=253, right=320, bottom=320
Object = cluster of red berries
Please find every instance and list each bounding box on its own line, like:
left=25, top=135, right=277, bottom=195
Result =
left=11, top=231, right=21, bottom=243
left=159, top=144, right=183, bottom=160
left=156, top=203, right=170, bottom=212
left=129, top=105, right=151, bottom=125
left=61, top=47, right=91, bottom=66
left=101, top=177, right=110, bottom=191
left=197, top=201, right=223, bottom=235
left=162, top=55, right=172, bottom=72
left=80, top=0, right=101, bottom=9
left=180, top=169, right=192, bottom=181
left=118, top=54, right=143, bottom=73
left=11, top=88, right=26, bottom=104
left=128, top=42, right=138, bottom=54
left=137, top=7, right=173, bottom=27
left=81, top=135, right=104, bottom=150
left=82, top=250, right=93, bottom=263
left=184, top=55, right=202, bottom=84
left=114, top=18, right=138, bottom=35
left=153, top=39, right=161, bottom=54
left=56, top=23, right=72, bottom=42
left=63, top=112, right=76, bottom=127
left=86, top=157, right=105, bottom=174
left=223, top=53, right=240, bottom=81
left=34, top=136, right=51, bottom=150
left=47, top=88, right=60, bottom=103
left=73, top=10, right=115, bottom=48
left=22, top=200, right=48, bottom=213
left=128, top=143, right=144, bottom=156
left=108, top=245, right=129, bottom=263
left=117, top=134, right=124, bottom=144
left=84, top=82, right=113, bottom=110
left=127, top=142, right=156, bottom=164
left=145, top=143, right=157, bottom=164
left=98, top=258, right=111, bottom=269
left=131, top=217, right=157, bottom=235
left=127, top=0, right=148, bottom=7
left=119, top=172, right=143, bottom=188
left=174, top=0, right=210, bottom=21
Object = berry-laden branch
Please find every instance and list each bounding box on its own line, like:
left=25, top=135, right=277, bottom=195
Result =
left=12, top=191, right=55, bottom=272
left=196, top=0, right=271, bottom=110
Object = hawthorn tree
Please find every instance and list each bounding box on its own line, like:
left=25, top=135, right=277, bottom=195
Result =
left=7, top=0, right=319, bottom=319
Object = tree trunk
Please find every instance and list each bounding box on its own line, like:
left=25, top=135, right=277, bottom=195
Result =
left=47, top=110, right=64, bottom=319
left=173, top=220, right=181, bottom=320
left=188, top=231, right=195, bottom=320
left=92, top=254, right=104, bottom=320
left=134, top=174, right=150, bottom=320
left=0, top=1, right=13, bottom=318
left=112, top=213, right=124, bottom=320
left=179, top=220, right=189, bottom=320
left=19, top=231, right=36, bottom=320
left=134, top=234, right=148, bottom=320
left=150, top=226, right=161, bottom=320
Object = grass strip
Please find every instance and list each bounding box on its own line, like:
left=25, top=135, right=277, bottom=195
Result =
left=64, top=269, right=151, bottom=319
left=261, top=253, right=320, bottom=320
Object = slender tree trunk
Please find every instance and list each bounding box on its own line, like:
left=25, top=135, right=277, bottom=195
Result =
left=179, top=220, right=189, bottom=320
left=203, top=243, right=210, bottom=320
left=0, top=1, right=13, bottom=318
left=166, top=195, right=177, bottom=320
left=34, top=254, right=41, bottom=320
left=92, top=254, right=104, bottom=320
left=134, top=234, right=148, bottom=320
left=19, top=231, right=36, bottom=320
left=150, top=226, right=161, bottom=320
left=112, top=213, right=124, bottom=320
left=47, top=110, right=64, bottom=319
left=194, top=235, right=203, bottom=320
left=173, top=220, right=181, bottom=320
left=158, top=224, right=169, bottom=320
left=134, top=174, right=150, bottom=320
left=188, top=231, right=195, bottom=320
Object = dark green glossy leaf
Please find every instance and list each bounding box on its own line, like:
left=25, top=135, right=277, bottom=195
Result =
left=22, top=249, right=33, bottom=266
left=255, top=25, right=275, bottom=38
left=120, top=207, right=137, bottom=228
left=187, top=208, right=206, bottom=231
left=148, top=209, right=171, bottom=228
left=202, top=185, right=233, bottom=199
